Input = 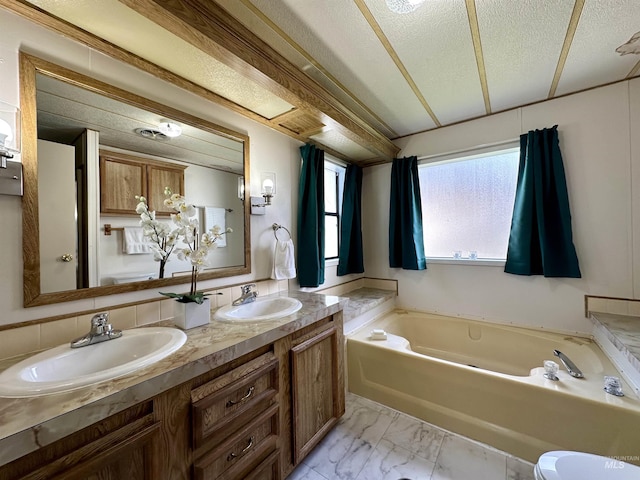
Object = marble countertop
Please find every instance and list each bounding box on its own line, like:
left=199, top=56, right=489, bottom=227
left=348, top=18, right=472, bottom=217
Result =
left=0, top=291, right=347, bottom=467
left=591, top=312, right=640, bottom=375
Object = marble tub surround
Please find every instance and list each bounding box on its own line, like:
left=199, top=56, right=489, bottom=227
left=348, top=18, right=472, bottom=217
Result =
left=312, top=277, right=397, bottom=334
left=591, top=312, right=640, bottom=395
left=288, top=393, right=534, bottom=480
left=0, top=290, right=346, bottom=467
left=0, top=278, right=288, bottom=362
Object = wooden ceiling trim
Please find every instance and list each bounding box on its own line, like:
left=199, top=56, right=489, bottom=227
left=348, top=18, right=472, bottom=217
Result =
left=237, top=0, right=398, bottom=138
left=465, top=0, right=491, bottom=115
left=548, top=0, right=585, bottom=99
left=123, top=0, right=399, bottom=160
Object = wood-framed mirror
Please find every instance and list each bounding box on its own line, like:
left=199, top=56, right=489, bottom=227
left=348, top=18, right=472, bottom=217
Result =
left=20, top=53, right=251, bottom=307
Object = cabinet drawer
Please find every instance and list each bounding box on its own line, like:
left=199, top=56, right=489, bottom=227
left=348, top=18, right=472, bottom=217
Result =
left=192, top=353, right=278, bottom=451
left=193, top=404, right=279, bottom=480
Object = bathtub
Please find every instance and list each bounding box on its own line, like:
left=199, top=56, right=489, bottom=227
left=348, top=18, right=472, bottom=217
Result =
left=347, top=310, right=640, bottom=465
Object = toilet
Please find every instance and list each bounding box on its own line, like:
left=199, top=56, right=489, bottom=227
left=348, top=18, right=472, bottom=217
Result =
left=535, top=451, right=640, bottom=480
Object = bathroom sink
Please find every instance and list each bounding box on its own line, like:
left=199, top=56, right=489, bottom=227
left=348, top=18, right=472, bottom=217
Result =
left=214, top=296, right=302, bottom=322
left=0, top=327, right=187, bottom=397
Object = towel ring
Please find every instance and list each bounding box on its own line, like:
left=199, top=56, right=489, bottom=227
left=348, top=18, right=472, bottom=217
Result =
left=272, top=223, right=291, bottom=241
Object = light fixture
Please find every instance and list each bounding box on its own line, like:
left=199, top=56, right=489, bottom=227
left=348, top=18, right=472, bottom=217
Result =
left=0, top=102, right=20, bottom=167
left=261, top=172, right=276, bottom=206
left=386, top=0, right=425, bottom=14
left=237, top=176, right=245, bottom=201
left=158, top=120, right=182, bottom=138
left=250, top=172, right=277, bottom=215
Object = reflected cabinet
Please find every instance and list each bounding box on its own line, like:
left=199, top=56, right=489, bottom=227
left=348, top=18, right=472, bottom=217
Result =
left=100, top=150, right=186, bottom=216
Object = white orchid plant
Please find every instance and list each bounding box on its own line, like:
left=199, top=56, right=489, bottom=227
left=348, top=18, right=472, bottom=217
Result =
left=135, top=187, right=231, bottom=304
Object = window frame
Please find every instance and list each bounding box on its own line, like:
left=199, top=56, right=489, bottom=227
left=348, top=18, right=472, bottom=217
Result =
left=418, top=141, right=520, bottom=266
left=324, top=159, right=346, bottom=262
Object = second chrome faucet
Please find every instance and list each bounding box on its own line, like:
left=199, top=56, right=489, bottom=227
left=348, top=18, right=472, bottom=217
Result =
left=232, top=283, right=258, bottom=306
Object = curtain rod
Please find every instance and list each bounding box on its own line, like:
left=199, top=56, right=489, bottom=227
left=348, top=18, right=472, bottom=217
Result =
left=416, top=138, right=518, bottom=162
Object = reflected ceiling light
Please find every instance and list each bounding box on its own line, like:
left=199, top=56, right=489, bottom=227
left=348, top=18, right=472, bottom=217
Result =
left=158, top=120, right=182, bottom=138
left=386, top=0, right=425, bottom=14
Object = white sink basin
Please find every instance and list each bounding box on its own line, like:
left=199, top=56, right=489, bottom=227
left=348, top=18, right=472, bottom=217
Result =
left=214, top=296, right=302, bottom=322
left=0, top=327, right=187, bottom=397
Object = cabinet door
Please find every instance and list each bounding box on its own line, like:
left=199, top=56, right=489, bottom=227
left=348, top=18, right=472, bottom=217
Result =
left=147, top=164, right=185, bottom=215
left=100, top=155, right=146, bottom=215
left=290, top=326, right=343, bottom=464
left=2, top=414, right=160, bottom=480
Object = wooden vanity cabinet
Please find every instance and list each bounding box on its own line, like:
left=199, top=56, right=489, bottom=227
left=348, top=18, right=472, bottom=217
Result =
left=99, top=150, right=185, bottom=216
left=0, top=312, right=344, bottom=480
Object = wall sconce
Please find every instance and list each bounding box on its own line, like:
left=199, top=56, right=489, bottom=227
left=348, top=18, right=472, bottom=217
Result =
left=0, top=102, right=20, bottom=164
left=250, top=172, right=276, bottom=215
left=0, top=102, right=23, bottom=196
left=261, top=172, right=276, bottom=205
left=237, top=176, right=245, bottom=201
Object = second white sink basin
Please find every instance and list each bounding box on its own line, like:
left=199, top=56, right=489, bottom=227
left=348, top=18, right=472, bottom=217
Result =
left=214, top=296, right=302, bottom=322
left=0, top=327, right=187, bottom=397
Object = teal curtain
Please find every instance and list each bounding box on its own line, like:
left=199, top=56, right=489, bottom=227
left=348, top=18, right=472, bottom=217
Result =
left=505, top=126, right=581, bottom=277
left=389, top=156, right=426, bottom=270
left=338, top=164, right=364, bottom=276
left=297, top=144, right=325, bottom=287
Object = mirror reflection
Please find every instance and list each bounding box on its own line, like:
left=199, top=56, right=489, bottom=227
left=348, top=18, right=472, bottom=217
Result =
left=22, top=54, right=250, bottom=306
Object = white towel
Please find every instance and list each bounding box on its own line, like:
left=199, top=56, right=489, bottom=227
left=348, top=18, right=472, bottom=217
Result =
left=204, top=207, right=227, bottom=247
left=122, top=227, right=152, bottom=254
left=271, top=239, right=297, bottom=280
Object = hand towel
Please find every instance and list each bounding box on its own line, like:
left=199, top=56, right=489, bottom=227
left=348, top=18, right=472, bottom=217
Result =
left=271, top=239, right=297, bottom=280
left=204, top=207, right=227, bottom=247
left=123, top=227, right=152, bottom=254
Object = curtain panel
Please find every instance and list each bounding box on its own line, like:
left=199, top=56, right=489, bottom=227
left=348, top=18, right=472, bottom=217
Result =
left=338, top=164, right=364, bottom=276
left=389, top=156, right=427, bottom=270
left=297, top=144, right=325, bottom=287
left=505, top=126, right=581, bottom=278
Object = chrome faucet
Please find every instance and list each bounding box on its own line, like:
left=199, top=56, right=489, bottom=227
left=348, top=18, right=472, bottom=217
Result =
left=70, top=313, right=122, bottom=348
left=553, top=350, right=584, bottom=378
left=232, top=283, right=258, bottom=306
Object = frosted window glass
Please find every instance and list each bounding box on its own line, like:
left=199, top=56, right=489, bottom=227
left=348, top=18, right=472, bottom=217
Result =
left=419, top=150, right=519, bottom=260
left=325, top=215, right=338, bottom=258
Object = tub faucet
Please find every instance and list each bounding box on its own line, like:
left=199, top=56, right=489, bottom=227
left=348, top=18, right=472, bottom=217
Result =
left=553, top=350, right=584, bottom=378
left=70, top=313, right=122, bottom=348
left=232, top=283, right=258, bottom=306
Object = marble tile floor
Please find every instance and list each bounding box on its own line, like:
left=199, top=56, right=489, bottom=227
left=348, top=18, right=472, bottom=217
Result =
left=288, top=393, right=535, bottom=480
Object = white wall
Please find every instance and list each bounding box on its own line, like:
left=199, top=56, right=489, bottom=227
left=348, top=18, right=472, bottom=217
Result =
left=364, top=81, right=637, bottom=334
left=0, top=9, right=302, bottom=326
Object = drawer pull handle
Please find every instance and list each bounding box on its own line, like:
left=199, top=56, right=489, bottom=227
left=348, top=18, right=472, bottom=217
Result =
left=226, top=385, right=255, bottom=407
left=227, top=435, right=254, bottom=461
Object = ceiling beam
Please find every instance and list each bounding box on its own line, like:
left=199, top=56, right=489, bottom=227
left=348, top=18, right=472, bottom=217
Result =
left=120, top=0, right=399, bottom=161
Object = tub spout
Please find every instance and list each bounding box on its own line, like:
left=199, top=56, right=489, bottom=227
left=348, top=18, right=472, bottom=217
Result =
left=553, top=350, right=584, bottom=378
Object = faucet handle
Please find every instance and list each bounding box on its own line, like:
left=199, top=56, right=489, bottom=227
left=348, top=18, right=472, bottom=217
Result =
left=241, top=283, right=257, bottom=294
left=91, top=313, right=109, bottom=327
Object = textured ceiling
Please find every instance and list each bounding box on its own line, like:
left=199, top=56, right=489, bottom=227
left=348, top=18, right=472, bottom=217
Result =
left=225, top=0, right=640, bottom=138
left=12, top=0, right=640, bottom=162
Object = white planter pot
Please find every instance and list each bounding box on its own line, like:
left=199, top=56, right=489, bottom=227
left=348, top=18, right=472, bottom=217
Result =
left=174, top=297, right=211, bottom=330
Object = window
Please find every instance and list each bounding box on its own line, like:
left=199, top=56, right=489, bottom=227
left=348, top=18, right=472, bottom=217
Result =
left=324, top=160, right=345, bottom=260
left=418, top=145, right=519, bottom=261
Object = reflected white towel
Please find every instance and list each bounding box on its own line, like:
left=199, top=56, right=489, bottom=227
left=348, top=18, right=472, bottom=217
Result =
left=204, top=207, right=226, bottom=247
left=122, top=227, right=152, bottom=254
left=271, top=239, right=296, bottom=280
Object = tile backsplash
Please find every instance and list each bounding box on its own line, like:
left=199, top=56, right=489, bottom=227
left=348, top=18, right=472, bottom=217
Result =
left=586, top=295, right=640, bottom=317
left=0, top=279, right=288, bottom=362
